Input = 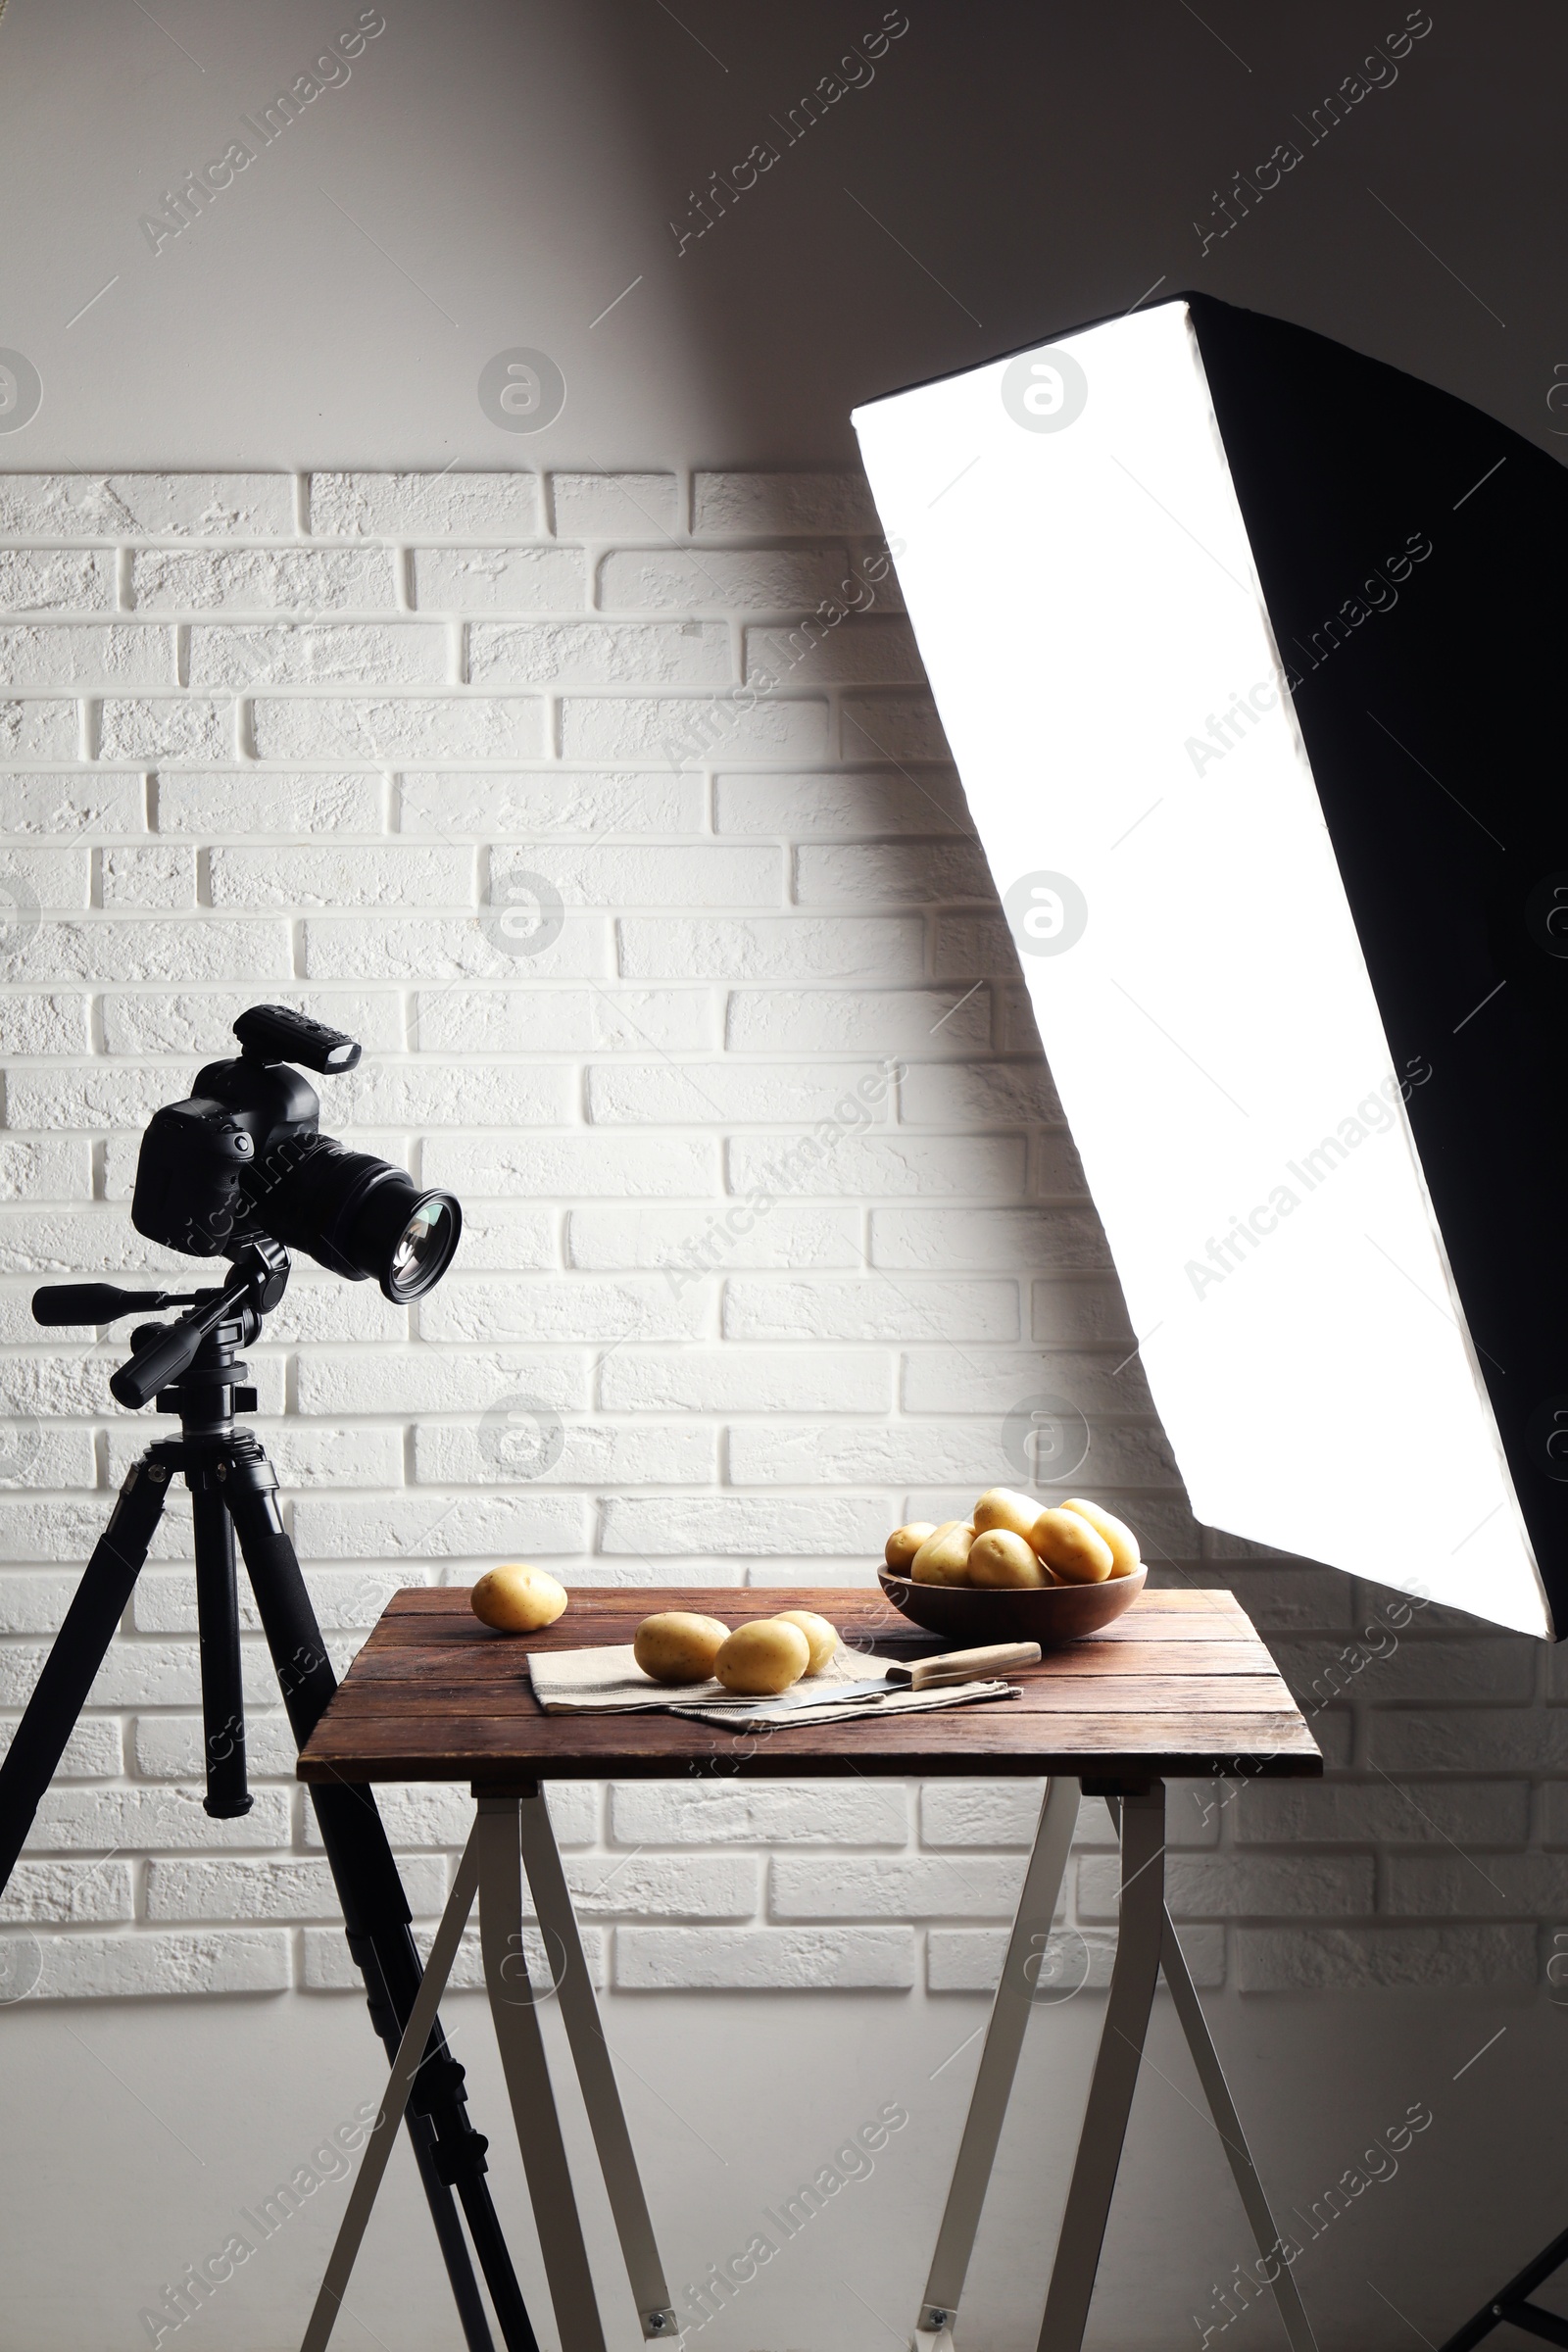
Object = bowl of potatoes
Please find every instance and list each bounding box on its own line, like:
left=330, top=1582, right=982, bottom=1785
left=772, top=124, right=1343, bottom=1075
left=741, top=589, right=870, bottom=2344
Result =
left=878, top=1490, right=1147, bottom=1642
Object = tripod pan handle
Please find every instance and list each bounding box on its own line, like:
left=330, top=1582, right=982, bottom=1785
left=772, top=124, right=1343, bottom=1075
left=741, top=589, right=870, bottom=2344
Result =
left=31, top=1284, right=191, bottom=1327
left=110, top=1318, right=211, bottom=1409
left=109, top=1271, right=248, bottom=1407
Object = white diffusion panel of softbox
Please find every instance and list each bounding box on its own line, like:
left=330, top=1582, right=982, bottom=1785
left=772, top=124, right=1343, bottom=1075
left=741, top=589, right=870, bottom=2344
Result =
left=854, top=294, right=1568, bottom=1638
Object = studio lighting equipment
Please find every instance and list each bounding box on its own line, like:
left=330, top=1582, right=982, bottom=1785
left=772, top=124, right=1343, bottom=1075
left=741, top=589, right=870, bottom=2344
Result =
left=855, top=293, right=1567, bottom=1642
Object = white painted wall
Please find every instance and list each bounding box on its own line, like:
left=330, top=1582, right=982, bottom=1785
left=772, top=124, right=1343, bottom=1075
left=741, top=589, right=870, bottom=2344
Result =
left=2, top=4, right=1567, bottom=2347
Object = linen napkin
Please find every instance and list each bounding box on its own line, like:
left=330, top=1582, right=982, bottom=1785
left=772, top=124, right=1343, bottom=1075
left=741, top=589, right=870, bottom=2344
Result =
left=525, top=1641, right=1021, bottom=1733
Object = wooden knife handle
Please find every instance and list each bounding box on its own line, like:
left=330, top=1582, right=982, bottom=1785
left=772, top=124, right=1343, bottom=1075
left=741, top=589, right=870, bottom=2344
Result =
left=895, top=1642, right=1043, bottom=1690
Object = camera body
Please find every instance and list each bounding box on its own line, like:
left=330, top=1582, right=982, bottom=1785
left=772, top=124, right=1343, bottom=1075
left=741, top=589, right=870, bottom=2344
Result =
left=131, top=1005, right=461, bottom=1302
left=133, top=1028, right=323, bottom=1265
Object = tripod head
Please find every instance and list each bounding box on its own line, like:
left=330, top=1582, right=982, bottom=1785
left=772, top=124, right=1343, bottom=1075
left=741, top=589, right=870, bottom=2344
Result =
left=32, top=1239, right=291, bottom=1410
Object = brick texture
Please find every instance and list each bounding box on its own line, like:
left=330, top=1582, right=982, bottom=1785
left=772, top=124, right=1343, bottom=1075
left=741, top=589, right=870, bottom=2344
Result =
left=0, top=467, right=1544, bottom=2002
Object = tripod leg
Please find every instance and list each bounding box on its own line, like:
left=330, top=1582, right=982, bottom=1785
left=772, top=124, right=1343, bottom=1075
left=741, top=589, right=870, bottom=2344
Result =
left=220, top=1440, right=537, bottom=2352
left=0, top=1449, right=170, bottom=1892
left=191, top=1481, right=252, bottom=1820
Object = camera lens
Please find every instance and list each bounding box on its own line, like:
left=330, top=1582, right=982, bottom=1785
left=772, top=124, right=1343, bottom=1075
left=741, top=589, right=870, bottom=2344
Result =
left=388, top=1198, right=454, bottom=1296
left=247, top=1139, right=462, bottom=1300
left=346, top=1176, right=463, bottom=1302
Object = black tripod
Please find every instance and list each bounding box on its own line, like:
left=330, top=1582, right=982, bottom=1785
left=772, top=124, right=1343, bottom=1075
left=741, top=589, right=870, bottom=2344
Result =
left=0, top=1240, right=537, bottom=2352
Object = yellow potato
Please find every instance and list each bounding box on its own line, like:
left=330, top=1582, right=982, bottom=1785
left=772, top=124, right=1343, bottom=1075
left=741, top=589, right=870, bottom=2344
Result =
left=972, top=1487, right=1044, bottom=1541
left=714, top=1619, right=810, bottom=1696
left=633, top=1611, right=731, bottom=1685
left=771, top=1608, right=838, bottom=1674
left=1063, top=1497, right=1142, bottom=1579
left=1031, top=1507, right=1115, bottom=1585
left=910, top=1521, right=975, bottom=1586
left=470, top=1564, right=569, bottom=1634
left=966, top=1528, right=1050, bottom=1589
left=885, top=1521, right=938, bottom=1571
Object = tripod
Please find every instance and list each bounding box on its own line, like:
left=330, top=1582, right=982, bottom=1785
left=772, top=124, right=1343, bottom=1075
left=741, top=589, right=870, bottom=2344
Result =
left=0, top=1240, right=537, bottom=2352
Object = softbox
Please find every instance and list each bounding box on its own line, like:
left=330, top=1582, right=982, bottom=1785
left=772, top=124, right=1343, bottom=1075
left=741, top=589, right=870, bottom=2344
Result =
left=854, top=294, right=1567, bottom=1638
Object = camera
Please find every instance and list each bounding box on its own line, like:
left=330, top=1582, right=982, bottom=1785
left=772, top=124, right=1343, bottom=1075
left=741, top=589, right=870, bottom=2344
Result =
left=129, top=1004, right=462, bottom=1301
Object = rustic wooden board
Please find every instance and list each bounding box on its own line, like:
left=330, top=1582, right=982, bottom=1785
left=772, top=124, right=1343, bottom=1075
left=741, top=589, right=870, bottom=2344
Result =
left=345, top=1638, right=1274, bottom=1682
left=297, top=1586, right=1321, bottom=1788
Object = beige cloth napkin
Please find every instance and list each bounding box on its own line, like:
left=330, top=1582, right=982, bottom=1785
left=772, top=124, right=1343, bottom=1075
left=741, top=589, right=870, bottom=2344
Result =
left=526, top=1642, right=1020, bottom=1733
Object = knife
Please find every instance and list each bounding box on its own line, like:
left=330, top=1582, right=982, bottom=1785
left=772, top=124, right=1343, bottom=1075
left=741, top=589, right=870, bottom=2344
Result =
left=746, top=1641, right=1043, bottom=1714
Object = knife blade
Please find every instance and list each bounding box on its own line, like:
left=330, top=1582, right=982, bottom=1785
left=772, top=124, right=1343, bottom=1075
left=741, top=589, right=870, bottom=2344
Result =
left=744, top=1641, right=1043, bottom=1715
left=755, top=1673, right=912, bottom=1712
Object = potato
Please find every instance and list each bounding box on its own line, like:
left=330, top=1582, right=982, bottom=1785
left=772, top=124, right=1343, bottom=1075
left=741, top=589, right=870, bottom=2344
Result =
left=972, top=1487, right=1044, bottom=1541
left=910, top=1521, right=975, bottom=1586
left=1063, top=1497, right=1142, bottom=1579
left=1031, top=1507, right=1115, bottom=1584
left=470, top=1564, right=569, bottom=1634
left=714, top=1619, right=810, bottom=1696
left=771, top=1608, right=838, bottom=1674
left=966, top=1528, right=1050, bottom=1589
left=633, top=1611, right=731, bottom=1685
left=885, top=1520, right=938, bottom=1571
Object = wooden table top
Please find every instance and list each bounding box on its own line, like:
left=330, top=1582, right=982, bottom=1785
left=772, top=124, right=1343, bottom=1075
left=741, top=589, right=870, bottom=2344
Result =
left=297, top=1585, right=1322, bottom=1791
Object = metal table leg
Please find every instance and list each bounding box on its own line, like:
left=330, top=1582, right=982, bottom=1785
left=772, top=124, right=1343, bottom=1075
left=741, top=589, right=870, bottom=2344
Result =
left=516, top=1788, right=678, bottom=2340
left=1036, top=1785, right=1167, bottom=2352
left=309, top=1781, right=1310, bottom=2352
left=914, top=1776, right=1082, bottom=2348
left=303, top=1824, right=484, bottom=2352
left=909, top=1780, right=1317, bottom=2352
left=1161, top=1909, right=1317, bottom=2352
left=477, top=1794, right=609, bottom=2352
left=304, top=1791, right=676, bottom=2352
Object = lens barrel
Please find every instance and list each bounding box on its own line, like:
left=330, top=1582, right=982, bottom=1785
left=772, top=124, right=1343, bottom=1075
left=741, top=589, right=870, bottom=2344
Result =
left=247, top=1137, right=461, bottom=1299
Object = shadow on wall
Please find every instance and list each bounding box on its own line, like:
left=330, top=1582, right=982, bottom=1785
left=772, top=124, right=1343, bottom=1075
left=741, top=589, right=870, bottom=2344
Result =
left=0, top=0, right=1559, bottom=464
left=543, top=0, right=1563, bottom=466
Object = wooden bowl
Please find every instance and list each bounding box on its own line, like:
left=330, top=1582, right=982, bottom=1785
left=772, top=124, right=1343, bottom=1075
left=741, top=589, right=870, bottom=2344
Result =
left=877, top=1562, right=1147, bottom=1643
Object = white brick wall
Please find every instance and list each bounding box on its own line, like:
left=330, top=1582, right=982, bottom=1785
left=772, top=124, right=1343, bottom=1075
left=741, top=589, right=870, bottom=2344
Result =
left=0, top=466, right=1553, bottom=2004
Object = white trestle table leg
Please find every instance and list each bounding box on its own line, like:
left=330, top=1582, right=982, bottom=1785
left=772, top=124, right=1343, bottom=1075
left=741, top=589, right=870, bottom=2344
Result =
left=515, top=1786, right=679, bottom=2339
left=1036, top=1783, right=1167, bottom=2351
left=477, top=1793, right=610, bottom=2352
left=1160, top=1907, right=1318, bottom=2352
left=908, top=1777, right=1316, bottom=2351
left=302, top=1793, right=679, bottom=2352
left=304, top=1784, right=1309, bottom=2352
left=911, top=1775, right=1083, bottom=2349
left=300, top=1822, right=482, bottom=2352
